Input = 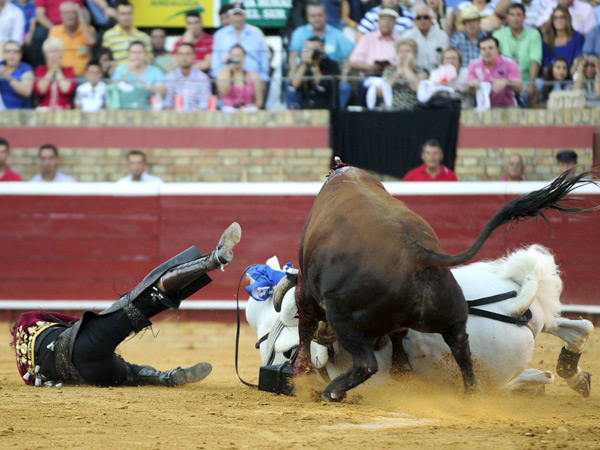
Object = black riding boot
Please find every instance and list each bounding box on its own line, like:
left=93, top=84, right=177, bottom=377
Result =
left=98, top=222, right=242, bottom=333
left=126, top=362, right=213, bottom=387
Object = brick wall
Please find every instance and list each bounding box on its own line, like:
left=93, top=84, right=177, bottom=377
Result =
left=1, top=109, right=597, bottom=183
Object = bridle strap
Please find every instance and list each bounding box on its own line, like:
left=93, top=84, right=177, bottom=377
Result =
left=467, top=290, right=518, bottom=307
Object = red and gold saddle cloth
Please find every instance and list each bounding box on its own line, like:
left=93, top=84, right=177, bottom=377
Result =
left=13, top=311, right=79, bottom=385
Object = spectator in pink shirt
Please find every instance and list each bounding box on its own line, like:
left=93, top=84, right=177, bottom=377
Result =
left=349, top=8, right=400, bottom=77
left=467, top=35, right=522, bottom=107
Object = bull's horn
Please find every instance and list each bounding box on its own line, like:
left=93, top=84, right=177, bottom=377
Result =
left=273, top=274, right=297, bottom=312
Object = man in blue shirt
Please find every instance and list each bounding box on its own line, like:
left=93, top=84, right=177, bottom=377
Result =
left=210, top=2, right=270, bottom=82
left=287, top=1, right=355, bottom=108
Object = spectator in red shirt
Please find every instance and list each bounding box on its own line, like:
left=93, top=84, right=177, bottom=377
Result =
left=0, top=138, right=23, bottom=181
left=34, top=37, right=76, bottom=109
left=403, top=139, right=458, bottom=181
left=171, top=11, right=212, bottom=73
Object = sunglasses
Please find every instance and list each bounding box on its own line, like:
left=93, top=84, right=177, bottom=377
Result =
left=553, top=15, right=566, bottom=19
left=416, top=15, right=431, bottom=20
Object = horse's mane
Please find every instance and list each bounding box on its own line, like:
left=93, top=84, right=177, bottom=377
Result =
left=465, top=245, right=562, bottom=328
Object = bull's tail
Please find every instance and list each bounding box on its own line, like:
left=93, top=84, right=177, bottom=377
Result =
left=414, top=169, right=600, bottom=267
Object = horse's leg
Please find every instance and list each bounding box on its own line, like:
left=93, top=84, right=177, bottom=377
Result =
left=321, top=333, right=378, bottom=402
left=441, top=321, right=476, bottom=393
left=389, top=329, right=410, bottom=378
left=544, top=317, right=593, bottom=397
left=502, top=369, right=554, bottom=395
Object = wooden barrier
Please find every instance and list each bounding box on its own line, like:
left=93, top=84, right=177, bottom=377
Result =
left=1, top=182, right=599, bottom=311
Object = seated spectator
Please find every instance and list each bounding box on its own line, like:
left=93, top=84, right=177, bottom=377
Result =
left=171, top=11, right=212, bottom=73
left=29, top=144, right=76, bottom=182
left=356, top=0, right=414, bottom=41
left=382, top=38, right=428, bottom=110
left=117, top=149, right=163, bottom=183
left=403, top=139, right=458, bottom=181
left=12, top=0, right=35, bottom=43
left=531, top=56, right=572, bottom=107
left=74, top=59, right=106, bottom=112
left=537, top=0, right=597, bottom=36
left=32, top=0, right=84, bottom=67
left=494, top=0, right=556, bottom=30
left=555, top=149, right=577, bottom=174
left=164, top=43, right=211, bottom=111
left=0, top=41, right=33, bottom=109
left=349, top=8, right=401, bottom=77
left=110, top=41, right=165, bottom=110
left=34, top=37, right=76, bottom=109
left=403, top=4, right=449, bottom=72
left=425, top=0, right=455, bottom=36
left=0, top=137, right=23, bottom=181
left=467, top=36, right=522, bottom=108
left=572, top=55, right=600, bottom=106
left=502, top=153, right=525, bottom=180
left=583, top=24, right=600, bottom=58
left=0, top=0, right=25, bottom=60
left=290, top=36, right=340, bottom=109
left=287, top=2, right=354, bottom=108
left=323, top=0, right=345, bottom=30
left=541, top=5, right=583, bottom=71
left=493, top=3, right=541, bottom=102
left=98, top=46, right=115, bottom=78
left=216, top=44, right=264, bottom=112
left=218, top=3, right=233, bottom=28
left=429, top=47, right=474, bottom=107
left=48, top=1, right=96, bottom=78
left=341, top=0, right=376, bottom=41
left=455, top=0, right=502, bottom=32
left=450, top=5, right=488, bottom=67
left=150, top=28, right=173, bottom=74
left=211, top=2, right=269, bottom=83
left=102, top=1, right=151, bottom=66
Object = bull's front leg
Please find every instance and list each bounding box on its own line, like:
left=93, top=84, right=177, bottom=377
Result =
left=294, top=295, right=323, bottom=376
left=544, top=317, right=594, bottom=397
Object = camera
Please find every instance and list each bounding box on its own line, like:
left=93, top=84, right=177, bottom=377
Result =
left=226, top=58, right=241, bottom=64
left=311, top=49, right=323, bottom=61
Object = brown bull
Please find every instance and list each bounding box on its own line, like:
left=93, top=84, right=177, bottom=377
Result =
left=295, top=165, right=597, bottom=402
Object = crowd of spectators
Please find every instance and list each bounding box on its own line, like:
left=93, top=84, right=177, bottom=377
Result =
left=1, top=0, right=600, bottom=111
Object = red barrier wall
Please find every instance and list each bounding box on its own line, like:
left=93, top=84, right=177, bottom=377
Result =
left=2, top=192, right=599, bottom=305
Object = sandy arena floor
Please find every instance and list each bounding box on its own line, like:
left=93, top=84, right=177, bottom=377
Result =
left=1, top=320, right=599, bottom=449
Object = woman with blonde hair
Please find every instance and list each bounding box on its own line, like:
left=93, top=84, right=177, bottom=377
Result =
left=541, top=5, right=584, bottom=72
left=34, top=37, right=76, bottom=109
left=382, top=38, right=428, bottom=110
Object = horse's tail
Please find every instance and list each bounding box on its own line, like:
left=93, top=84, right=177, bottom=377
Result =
left=413, top=170, right=599, bottom=268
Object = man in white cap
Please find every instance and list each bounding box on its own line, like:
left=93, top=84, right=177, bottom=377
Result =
left=403, top=4, right=449, bottom=72
left=356, top=0, right=414, bottom=41
left=450, top=5, right=488, bottom=67
left=349, top=8, right=401, bottom=76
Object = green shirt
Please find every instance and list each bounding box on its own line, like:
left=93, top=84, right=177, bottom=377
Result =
left=492, top=26, right=542, bottom=82
left=102, top=25, right=152, bottom=66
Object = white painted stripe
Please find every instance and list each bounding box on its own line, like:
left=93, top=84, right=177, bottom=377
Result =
left=1, top=300, right=598, bottom=315
left=1, top=181, right=599, bottom=196
left=0, top=300, right=248, bottom=311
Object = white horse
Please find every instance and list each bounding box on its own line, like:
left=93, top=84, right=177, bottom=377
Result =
left=246, top=245, right=593, bottom=396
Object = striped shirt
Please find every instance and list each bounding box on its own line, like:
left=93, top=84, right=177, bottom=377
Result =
left=357, top=5, right=414, bottom=36
left=164, top=67, right=211, bottom=111
left=102, top=24, right=151, bottom=66
left=450, top=30, right=488, bottom=67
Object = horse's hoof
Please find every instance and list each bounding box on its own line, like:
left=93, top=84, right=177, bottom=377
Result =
left=322, top=391, right=344, bottom=402
left=573, top=372, right=592, bottom=398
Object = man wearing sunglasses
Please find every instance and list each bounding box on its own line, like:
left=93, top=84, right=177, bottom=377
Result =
left=403, top=4, right=449, bottom=72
